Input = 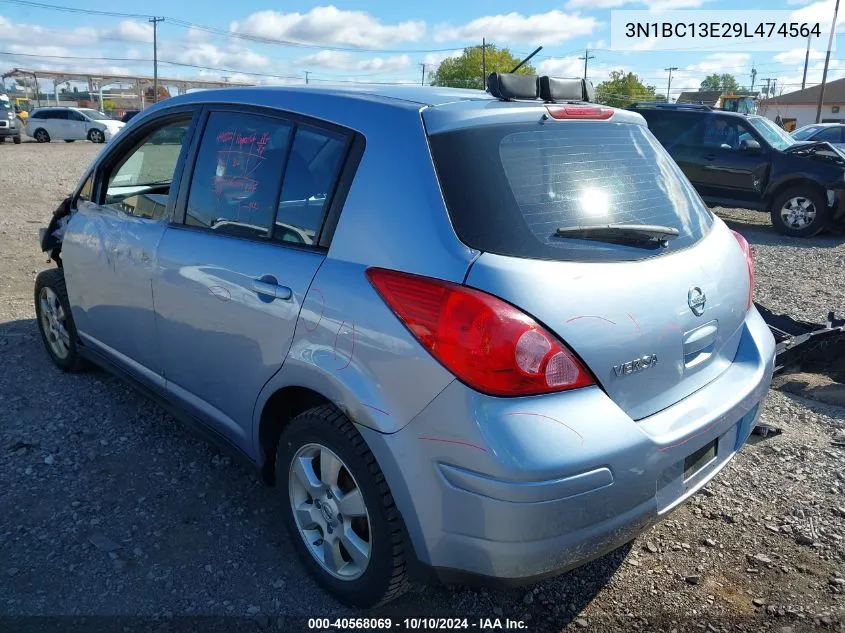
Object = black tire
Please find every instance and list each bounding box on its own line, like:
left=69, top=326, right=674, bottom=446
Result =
left=34, top=268, right=88, bottom=372
left=13, top=135, right=21, bottom=144
left=0, top=137, right=6, bottom=143
left=64, top=139, right=75, bottom=143
left=87, top=128, right=105, bottom=144
left=770, top=186, right=830, bottom=237
left=33, top=128, right=50, bottom=143
left=276, top=405, right=409, bottom=607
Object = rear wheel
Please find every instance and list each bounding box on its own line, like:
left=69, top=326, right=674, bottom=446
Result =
left=87, top=128, right=105, bottom=143
left=13, top=135, right=21, bottom=144
left=34, top=269, right=88, bottom=372
left=33, top=128, right=50, bottom=143
left=276, top=405, right=408, bottom=607
left=771, top=187, right=829, bottom=237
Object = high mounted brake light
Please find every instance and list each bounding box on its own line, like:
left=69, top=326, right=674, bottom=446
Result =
left=546, top=105, right=613, bottom=120
left=367, top=268, right=595, bottom=397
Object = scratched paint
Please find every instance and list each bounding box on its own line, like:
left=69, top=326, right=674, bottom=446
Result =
left=504, top=412, right=584, bottom=445
left=207, top=285, right=231, bottom=302
left=333, top=321, right=356, bottom=371
left=417, top=436, right=488, bottom=453
left=627, top=313, right=643, bottom=335
left=303, top=288, right=325, bottom=332
left=566, top=315, right=617, bottom=326
left=362, top=403, right=391, bottom=417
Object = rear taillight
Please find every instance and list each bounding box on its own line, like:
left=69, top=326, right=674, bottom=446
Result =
left=366, top=268, right=595, bottom=397
left=546, top=105, right=613, bottom=120
left=731, top=230, right=755, bottom=309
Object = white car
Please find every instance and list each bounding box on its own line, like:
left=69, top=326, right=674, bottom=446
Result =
left=25, top=106, right=124, bottom=143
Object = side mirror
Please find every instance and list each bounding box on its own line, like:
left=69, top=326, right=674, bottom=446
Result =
left=741, top=139, right=761, bottom=151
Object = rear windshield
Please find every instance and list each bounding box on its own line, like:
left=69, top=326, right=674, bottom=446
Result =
left=429, top=121, right=713, bottom=262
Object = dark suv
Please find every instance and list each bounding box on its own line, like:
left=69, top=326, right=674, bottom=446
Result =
left=628, top=103, right=845, bottom=237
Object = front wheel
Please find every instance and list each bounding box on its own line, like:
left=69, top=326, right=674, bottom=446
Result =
left=276, top=405, right=409, bottom=607
left=87, top=128, right=105, bottom=143
left=34, top=269, right=89, bottom=372
left=33, top=128, right=50, bottom=143
left=770, top=187, right=830, bottom=237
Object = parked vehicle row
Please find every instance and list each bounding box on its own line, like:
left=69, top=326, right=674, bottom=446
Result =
left=36, top=77, right=774, bottom=607
left=25, top=106, right=124, bottom=143
left=628, top=102, right=845, bottom=237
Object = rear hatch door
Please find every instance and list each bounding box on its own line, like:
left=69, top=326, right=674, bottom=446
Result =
left=427, top=110, right=751, bottom=420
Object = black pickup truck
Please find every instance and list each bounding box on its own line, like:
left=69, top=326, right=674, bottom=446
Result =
left=627, top=103, right=845, bottom=237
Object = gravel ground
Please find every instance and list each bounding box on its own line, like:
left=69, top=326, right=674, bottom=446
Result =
left=0, top=143, right=844, bottom=632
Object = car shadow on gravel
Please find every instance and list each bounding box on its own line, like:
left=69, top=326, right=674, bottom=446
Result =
left=718, top=216, right=845, bottom=249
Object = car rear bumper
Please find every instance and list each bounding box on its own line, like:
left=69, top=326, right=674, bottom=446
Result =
left=359, top=306, right=775, bottom=582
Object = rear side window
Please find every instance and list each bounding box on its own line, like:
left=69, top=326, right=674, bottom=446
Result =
left=429, top=121, right=713, bottom=262
left=274, top=125, right=346, bottom=245
left=813, top=126, right=843, bottom=143
left=186, top=111, right=293, bottom=239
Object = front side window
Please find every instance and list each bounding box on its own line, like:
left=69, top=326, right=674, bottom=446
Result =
left=78, top=108, right=111, bottom=121
left=103, top=116, right=192, bottom=220
left=274, top=125, right=346, bottom=245
left=747, top=117, right=795, bottom=150
left=702, top=117, right=753, bottom=150
left=68, top=110, right=86, bottom=122
left=78, top=174, right=94, bottom=202
left=186, top=111, right=294, bottom=239
left=792, top=125, right=822, bottom=140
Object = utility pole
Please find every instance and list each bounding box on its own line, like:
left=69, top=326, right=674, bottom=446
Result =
left=149, top=17, right=163, bottom=104
left=579, top=48, right=595, bottom=80
left=665, top=66, right=677, bottom=100
left=481, top=38, right=487, bottom=87
left=419, top=63, right=426, bottom=86
left=762, top=77, right=775, bottom=98
left=802, top=33, right=812, bottom=89
left=816, top=0, right=840, bottom=123
left=304, top=71, right=311, bottom=85
left=750, top=67, right=757, bottom=91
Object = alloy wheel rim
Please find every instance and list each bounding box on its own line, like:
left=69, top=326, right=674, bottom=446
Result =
left=288, top=443, right=371, bottom=580
left=780, top=196, right=816, bottom=229
left=36, top=130, right=47, bottom=142
left=91, top=130, right=103, bottom=142
left=39, top=287, right=70, bottom=359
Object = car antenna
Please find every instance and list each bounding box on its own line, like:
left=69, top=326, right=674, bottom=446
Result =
left=510, top=46, right=543, bottom=74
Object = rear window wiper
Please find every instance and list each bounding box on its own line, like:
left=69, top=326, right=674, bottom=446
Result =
left=552, top=224, right=680, bottom=248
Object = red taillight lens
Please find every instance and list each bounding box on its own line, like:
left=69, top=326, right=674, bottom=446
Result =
left=366, top=268, right=595, bottom=396
left=731, top=230, right=755, bottom=309
left=546, top=105, right=613, bottom=120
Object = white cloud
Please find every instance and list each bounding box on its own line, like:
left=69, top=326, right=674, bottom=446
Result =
left=537, top=56, right=585, bottom=78
left=791, top=0, right=845, bottom=33
left=685, top=53, right=751, bottom=73
left=434, top=10, right=599, bottom=45
left=0, top=15, right=97, bottom=46
left=296, top=50, right=411, bottom=72
left=104, top=20, right=153, bottom=44
left=231, top=6, right=425, bottom=48
left=421, top=49, right=463, bottom=69
left=773, top=48, right=824, bottom=65
left=170, top=42, right=271, bottom=73
left=565, top=0, right=707, bottom=8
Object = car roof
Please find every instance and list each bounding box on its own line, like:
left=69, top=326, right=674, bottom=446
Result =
left=170, top=84, right=494, bottom=109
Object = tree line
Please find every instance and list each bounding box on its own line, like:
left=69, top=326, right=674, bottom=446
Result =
left=430, top=45, right=746, bottom=108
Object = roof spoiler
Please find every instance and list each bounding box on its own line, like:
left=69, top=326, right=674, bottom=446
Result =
left=486, top=72, right=595, bottom=103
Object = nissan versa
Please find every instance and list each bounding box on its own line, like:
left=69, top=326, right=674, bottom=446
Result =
left=34, top=78, right=775, bottom=607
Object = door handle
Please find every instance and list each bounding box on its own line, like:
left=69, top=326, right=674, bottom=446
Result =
left=252, top=279, right=293, bottom=301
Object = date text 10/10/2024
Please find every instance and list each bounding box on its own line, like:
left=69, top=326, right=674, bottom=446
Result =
left=307, top=618, right=528, bottom=630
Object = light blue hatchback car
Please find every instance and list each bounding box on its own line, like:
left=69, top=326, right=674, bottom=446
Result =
left=35, top=77, right=775, bottom=607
